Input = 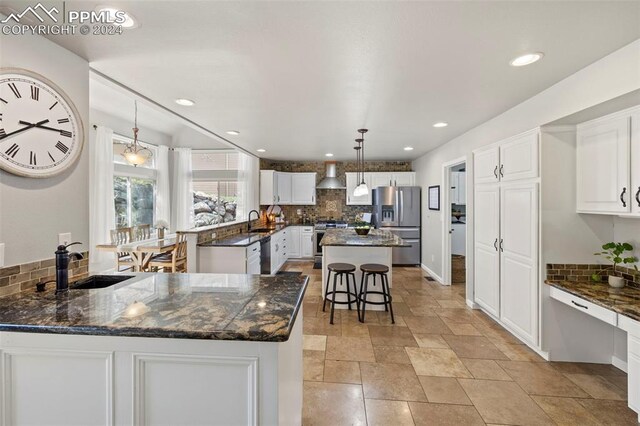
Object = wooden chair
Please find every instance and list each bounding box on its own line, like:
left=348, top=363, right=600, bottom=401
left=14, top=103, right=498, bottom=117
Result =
left=147, top=234, right=188, bottom=273
left=133, top=224, right=151, bottom=241
left=110, top=227, right=134, bottom=272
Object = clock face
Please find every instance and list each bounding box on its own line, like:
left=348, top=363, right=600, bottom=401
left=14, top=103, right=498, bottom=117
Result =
left=0, top=69, right=84, bottom=178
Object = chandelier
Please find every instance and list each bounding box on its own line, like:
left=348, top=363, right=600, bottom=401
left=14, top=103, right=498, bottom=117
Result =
left=122, top=101, right=153, bottom=167
left=353, top=128, right=369, bottom=197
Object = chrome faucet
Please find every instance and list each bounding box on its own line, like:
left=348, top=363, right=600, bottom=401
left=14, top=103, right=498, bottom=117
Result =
left=55, top=242, right=84, bottom=293
left=248, top=210, right=260, bottom=231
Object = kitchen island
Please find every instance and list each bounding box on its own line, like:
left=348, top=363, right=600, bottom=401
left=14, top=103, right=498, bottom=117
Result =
left=0, top=273, right=307, bottom=426
left=320, top=228, right=407, bottom=311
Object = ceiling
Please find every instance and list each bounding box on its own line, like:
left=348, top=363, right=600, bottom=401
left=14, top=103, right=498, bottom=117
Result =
left=11, top=1, right=640, bottom=160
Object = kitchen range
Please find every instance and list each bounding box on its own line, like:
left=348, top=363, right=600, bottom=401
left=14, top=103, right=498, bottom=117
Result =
left=313, top=219, right=348, bottom=265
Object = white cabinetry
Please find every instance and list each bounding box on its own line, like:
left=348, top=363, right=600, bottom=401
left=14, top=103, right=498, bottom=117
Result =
left=633, top=111, right=640, bottom=215
left=370, top=172, right=393, bottom=189
left=301, top=227, right=314, bottom=258
left=260, top=171, right=317, bottom=205
left=392, top=172, right=415, bottom=186
left=451, top=171, right=466, bottom=205
left=576, top=113, right=631, bottom=213
left=368, top=172, right=416, bottom=190
left=276, top=172, right=292, bottom=204
left=198, top=242, right=261, bottom=274
left=346, top=172, right=372, bottom=205
left=473, top=128, right=540, bottom=347
left=260, top=170, right=278, bottom=205
left=288, top=226, right=301, bottom=258
left=291, top=173, right=317, bottom=205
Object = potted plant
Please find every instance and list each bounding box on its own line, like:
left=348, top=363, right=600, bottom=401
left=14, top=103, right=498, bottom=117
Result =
left=155, top=219, right=169, bottom=239
left=592, top=242, right=638, bottom=288
left=354, top=220, right=371, bottom=236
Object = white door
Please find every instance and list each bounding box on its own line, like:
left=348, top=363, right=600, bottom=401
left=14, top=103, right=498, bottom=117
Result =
left=276, top=172, right=292, bottom=204
left=392, top=172, right=415, bottom=186
left=247, top=254, right=261, bottom=274
left=288, top=227, right=301, bottom=258
left=346, top=173, right=372, bottom=205
left=499, top=130, right=539, bottom=182
left=291, top=173, right=316, bottom=205
left=632, top=113, right=640, bottom=214
left=301, top=230, right=314, bottom=257
left=473, top=147, right=499, bottom=184
left=260, top=170, right=277, bottom=205
left=576, top=116, right=631, bottom=213
left=370, top=172, right=393, bottom=190
left=473, top=184, right=500, bottom=317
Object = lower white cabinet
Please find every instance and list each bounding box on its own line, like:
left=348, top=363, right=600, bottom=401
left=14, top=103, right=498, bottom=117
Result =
left=473, top=184, right=501, bottom=317
left=198, top=242, right=261, bottom=274
left=301, top=227, right=314, bottom=258
left=628, top=332, right=640, bottom=415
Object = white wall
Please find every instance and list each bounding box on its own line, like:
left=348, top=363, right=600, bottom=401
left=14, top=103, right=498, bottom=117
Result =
left=90, top=109, right=173, bottom=148
left=0, top=35, right=90, bottom=266
left=413, top=39, right=640, bottom=279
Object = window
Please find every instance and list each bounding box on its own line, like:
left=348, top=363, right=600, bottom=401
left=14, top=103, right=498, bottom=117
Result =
left=192, top=150, right=239, bottom=227
left=113, top=135, right=158, bottom=228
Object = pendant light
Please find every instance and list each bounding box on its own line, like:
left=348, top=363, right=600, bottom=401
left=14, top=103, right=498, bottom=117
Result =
left=353, top=142, right=362, bottom=195
left=353, top=128, right=369, bottom=197
left=122, top=101, right=153, bottom=167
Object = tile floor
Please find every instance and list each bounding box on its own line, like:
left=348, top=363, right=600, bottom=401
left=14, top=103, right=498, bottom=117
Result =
left=282, top=261, right=639, bottom=426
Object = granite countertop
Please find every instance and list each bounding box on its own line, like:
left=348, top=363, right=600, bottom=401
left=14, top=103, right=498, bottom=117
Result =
left=320, top=228, right=408, bottom=247
left=0, top=273, right=308, bottom=342
left=198, top=224, right=288, bottom=247
left=545, top=280, right=640, bottom=322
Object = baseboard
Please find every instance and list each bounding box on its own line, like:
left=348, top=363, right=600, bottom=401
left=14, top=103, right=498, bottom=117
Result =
left=466, top=299, right=479, bottom=309
left=420, top=263, right=443, bottom=284
left=612, top=355, right=628, bottom=373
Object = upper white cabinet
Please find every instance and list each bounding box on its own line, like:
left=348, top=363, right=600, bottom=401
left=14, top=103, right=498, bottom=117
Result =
left=633, top=111, right=640, bottom=214
left=473, top=130, right=539, bottom=185
left=392, top=172, right=415, bottom=186
left=260, top=170, right=278, bottom=205
left=451, top=171, right=466, bottom=205
left=473, top=147, right=500, bottom=184
left=346, top=172, right=372, bottom=205
left=291, top=173, right=317, bottom=205
left=276, top=172, right=292, bottom=204
left=576, top=113, right=631, bottom=214
left=370, top=172, right=394, bottom=189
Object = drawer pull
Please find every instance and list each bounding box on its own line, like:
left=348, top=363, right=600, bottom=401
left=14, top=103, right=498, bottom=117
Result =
left=571, top=300, right=589, bottom=310
left=620, top=187, right=627, bottom=207
left=635, top=186, right=640, bottom=207
left=493, top=166, right=498, bottom=179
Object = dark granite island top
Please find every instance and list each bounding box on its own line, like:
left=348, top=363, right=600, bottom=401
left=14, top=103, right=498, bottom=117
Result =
left=546, top=280, right=640, bottom=322
left=320, top=228, right=408, bottom=247
left=198, top=224, right=288, bottom=247
left=0, top=273, right=308, bottom=341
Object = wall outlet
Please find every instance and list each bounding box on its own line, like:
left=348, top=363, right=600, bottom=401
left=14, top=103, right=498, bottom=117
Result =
left=0, top=243, right=4, bottom=267
left=58, top=233, right=72, bottom=246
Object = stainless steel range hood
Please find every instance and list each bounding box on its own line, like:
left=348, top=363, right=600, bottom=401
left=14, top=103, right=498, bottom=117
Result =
left=316, top=161, right=346, bottom=189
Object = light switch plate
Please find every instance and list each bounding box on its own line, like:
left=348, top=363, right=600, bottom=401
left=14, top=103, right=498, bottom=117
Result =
left=0, top=243, right=4, bottom=267
left=59, top=233, right=72, bottom=246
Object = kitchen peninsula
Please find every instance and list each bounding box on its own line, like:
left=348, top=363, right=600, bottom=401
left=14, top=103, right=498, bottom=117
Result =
left=320, top=228, right=407, bottom=311
left=0, top=273, right=307, bottom=425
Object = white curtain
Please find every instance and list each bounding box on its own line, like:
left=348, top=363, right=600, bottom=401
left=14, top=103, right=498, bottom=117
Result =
left=155, top=145, right=170, bottom=229
left=172, top=147, right=195, bottom=231
left=89, top=126, right=116, bottom=273
left=237, top=152, right=259, bottom=222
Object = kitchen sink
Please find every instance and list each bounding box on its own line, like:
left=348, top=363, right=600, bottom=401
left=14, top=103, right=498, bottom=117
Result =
left=249, top=228, right=272, bottom=233
left=71, top=275, right=135, bottom=290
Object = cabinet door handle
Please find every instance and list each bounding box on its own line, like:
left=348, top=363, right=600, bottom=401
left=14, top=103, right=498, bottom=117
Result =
left=499, top=239, right=504, bottom=252
left=620, top=187, right=627, bottom=207
left=499, top=164, right=504, bottom=178
left=277, top=195, right=280, bottom=202
left=571, top=300, right=588, bottom=310
left=493, top=166, right=498, bottom=179
left=636, top=186, right=640, bottom=207
left=493, top=238, right=498, bottom=251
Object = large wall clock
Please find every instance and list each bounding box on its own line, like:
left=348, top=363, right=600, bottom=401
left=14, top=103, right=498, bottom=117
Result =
left=0, top=68, right=84, bottom=178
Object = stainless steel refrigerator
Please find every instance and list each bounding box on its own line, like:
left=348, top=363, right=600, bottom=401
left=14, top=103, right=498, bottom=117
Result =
left=372, top=186, right=421, bottom=265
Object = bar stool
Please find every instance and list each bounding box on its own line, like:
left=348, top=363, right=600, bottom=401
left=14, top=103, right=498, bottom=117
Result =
left=323, top=263, right=359, bottom=325
left=358, top=263, right=394, bottom=324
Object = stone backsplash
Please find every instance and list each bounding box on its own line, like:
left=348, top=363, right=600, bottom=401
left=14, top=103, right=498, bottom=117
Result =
left=259, top=159, right=413, bottom=222
left=546, top=263, right=640, bottom=289
left=184, top=219, right=264, bottom=245
left=0, top=252, right=90, bottom=297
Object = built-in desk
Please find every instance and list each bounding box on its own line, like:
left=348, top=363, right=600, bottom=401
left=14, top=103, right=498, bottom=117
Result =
left=546, top=281, right=640, bottom=421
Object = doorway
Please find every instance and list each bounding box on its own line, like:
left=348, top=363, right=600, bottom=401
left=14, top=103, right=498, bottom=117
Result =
left=441, top=157, right=468, bottom=295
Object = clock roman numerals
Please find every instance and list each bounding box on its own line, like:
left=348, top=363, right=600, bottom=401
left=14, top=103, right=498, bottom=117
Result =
left=56, top=141, right=69, bottom=154
left=0, top=113, right=3, bottom=121
left=0, top=98, right=7, bottom=104
left=30, top=151, right=36, bottom=165
left=48, top=151, right=56, bottom=163
left=57, top=118, right=69, bottom=124
left=59, top=130, right=72, bottom=138
left=8, top=82, right=21, bottom=98
left=49, top=101, right=58, bottom=110
left=0, top=128, right=6, bottom=137
left=31, top=86, right=39, bottom=101
left=5, top=143, right=19, bottom=158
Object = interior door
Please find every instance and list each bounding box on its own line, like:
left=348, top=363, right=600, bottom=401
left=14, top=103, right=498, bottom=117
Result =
left=499, top=182, right=538, bottom=346
left=473, top=184, right=500, bottom=317
left=473, top=147, right=499, bottom=184
left=576, top=115, right=630, bottom=213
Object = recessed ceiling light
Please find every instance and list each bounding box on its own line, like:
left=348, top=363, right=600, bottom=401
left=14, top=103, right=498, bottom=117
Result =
left=325, top=153, right=334, bottom=157
left=226, top=130, right=240, bottom=136
left=433, top=122, right=448, bottom=128
left=404, top=147, right=414, bottom=151
left=95, top=6, right=138, bottom=28
left=257, top=149, right=266, bottom=153
left=510, top=52, right=544, bottom=67
left=175, top=98, right=195, bottom=106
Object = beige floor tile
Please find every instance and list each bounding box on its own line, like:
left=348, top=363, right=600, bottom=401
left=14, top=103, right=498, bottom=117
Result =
left=564, top=373, right=627, bottom=400
left=368, top=325, right=418, bottom=347
left=436, top=299, right=467, bottom=309
left=413, top=333, right=450, bottom=349
left=461, top=358, right=512, bottom=381
left=406, top=347, right=472, bottom=378
left=341, top=322, right=370, bottom=338
left=323, top=360, right=361, bottom=384
left=360, top=362, right=427, bottom=401
left=403, top=295, right=442, bottom=308
left=409, top=305, right=439, bottom=316
left=373, top=345, right=412, bottom=364
left=434, top=308, right=478, bottom=323
left=551, top=361, right=626, bottom=376
left=302, top=381, right=366, bottom=426
left=577, top=398, right=639, bottom=425
left=375, top=312, right=408, bottom=326
left=498, top=361, right=590, bottom=397
left=418, top=376, right=472, bottom=405
left=365, top=399, right=415, bottom=426
left=442, top=335, right=509, bottom=360
left=408, top=402, right=485, bottom=426
left=493, top=342, right=545, bottom=362
left=445, top=322, right=483, bottom=336
left=459, top=378, right=554, bottom=425
left=304, top=350, right=325, bottom=381
left=531, top=396, right=601, bottom=426
left=404, top=315, right=453, bottom=334
left=303, top=335, right=327, bottom=351
left=325, top=336, right=375, bottom=362
left=303, top=316, right=342, bottom=336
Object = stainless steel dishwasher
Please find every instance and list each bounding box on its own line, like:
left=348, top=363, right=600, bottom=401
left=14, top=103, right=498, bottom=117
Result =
left=260, top=236, right=271, bottom=274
